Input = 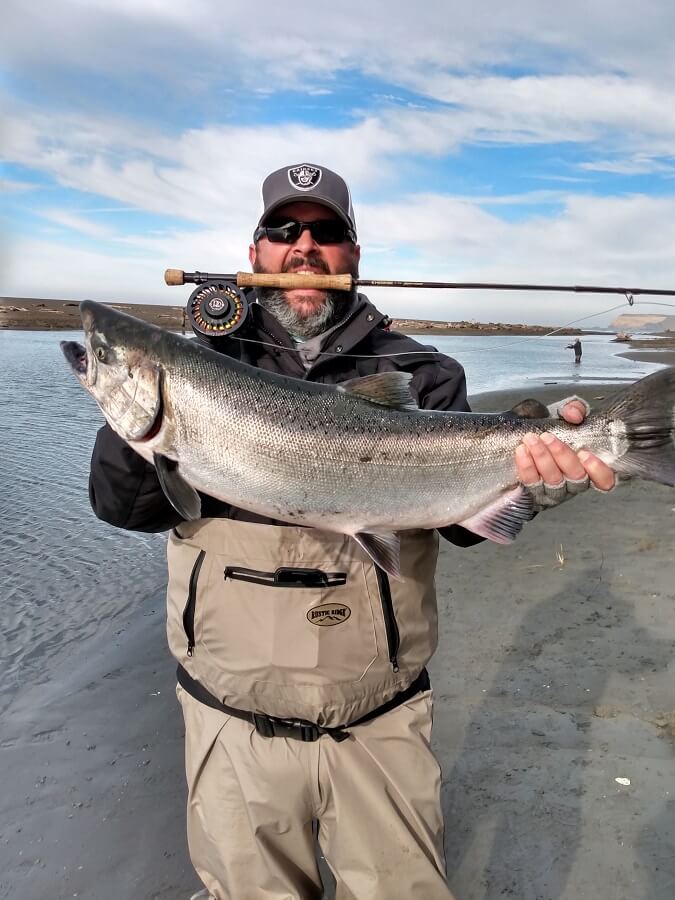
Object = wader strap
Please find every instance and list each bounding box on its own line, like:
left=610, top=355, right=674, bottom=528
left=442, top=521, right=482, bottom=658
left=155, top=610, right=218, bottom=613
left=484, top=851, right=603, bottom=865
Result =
left=176, top=664, right=430, bottom=743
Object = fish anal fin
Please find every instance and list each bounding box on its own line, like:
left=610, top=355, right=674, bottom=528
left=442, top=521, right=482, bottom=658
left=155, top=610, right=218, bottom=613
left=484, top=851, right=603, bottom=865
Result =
left=153, top=453, right=201, bottom=521
left=353, top=531, right=402, bottom=580
left=457, top=486, right=535, bottom=544
left=339, top=373, right=418, bottom=410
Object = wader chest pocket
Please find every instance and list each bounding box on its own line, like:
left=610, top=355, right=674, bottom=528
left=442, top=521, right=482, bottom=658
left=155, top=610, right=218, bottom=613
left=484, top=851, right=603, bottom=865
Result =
left=224, top=566, right=347, bottom=588
left=190, top=557, right=379, bottom=684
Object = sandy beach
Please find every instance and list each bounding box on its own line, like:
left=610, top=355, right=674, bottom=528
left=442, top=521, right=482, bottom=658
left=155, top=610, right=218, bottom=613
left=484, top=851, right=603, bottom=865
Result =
left=1, top=378, right=674, bottom=900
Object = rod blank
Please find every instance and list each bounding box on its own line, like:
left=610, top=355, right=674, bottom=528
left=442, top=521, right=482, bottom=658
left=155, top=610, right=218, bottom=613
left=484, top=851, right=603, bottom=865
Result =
left=164, top=268, right=675, bottom=298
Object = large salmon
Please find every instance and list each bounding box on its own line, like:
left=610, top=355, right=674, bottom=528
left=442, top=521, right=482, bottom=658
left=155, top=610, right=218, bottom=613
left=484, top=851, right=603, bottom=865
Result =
left=62, top=300, right=675, bottom=577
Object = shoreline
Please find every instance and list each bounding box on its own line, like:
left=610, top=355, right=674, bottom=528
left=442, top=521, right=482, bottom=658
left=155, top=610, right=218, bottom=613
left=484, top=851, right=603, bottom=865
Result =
left=0, top=295, right=609, bottom=337
left=2, top=377, right=674, bottom=898
left=0, top=297, right=188, bottom=332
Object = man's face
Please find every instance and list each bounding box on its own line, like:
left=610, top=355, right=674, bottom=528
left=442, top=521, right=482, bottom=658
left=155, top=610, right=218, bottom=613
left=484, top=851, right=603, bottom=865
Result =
left=249, top=201, right=360, bottom=338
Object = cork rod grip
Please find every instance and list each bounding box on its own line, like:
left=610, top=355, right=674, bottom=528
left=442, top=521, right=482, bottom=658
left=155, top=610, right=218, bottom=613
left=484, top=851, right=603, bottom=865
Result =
left=236, top=272, right=354, bottom=291
left=164, top=268, right=186, bottom=285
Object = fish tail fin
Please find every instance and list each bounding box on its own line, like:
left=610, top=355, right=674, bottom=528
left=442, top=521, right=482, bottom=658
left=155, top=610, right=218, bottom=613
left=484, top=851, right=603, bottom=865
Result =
left=601, top=367, right=675, bottom=485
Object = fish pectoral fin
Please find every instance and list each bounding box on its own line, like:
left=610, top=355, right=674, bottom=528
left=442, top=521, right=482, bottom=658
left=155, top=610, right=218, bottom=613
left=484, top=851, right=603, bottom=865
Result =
left=339, top=372, right=418, bottom=410
left=457, top=486, right=535, bottom=544
left=353, top=531, right=402, bottom=580
left=153, top=453, right=201, bottom=521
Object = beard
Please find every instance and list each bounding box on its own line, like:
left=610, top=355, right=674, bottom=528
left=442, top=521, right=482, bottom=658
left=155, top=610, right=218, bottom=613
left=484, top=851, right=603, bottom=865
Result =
left=253, top=253, right=359, bottom=339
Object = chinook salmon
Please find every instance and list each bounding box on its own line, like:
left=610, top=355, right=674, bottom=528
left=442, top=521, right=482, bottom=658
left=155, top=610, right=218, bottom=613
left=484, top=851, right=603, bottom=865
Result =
left=62, top=300, right=675, bottom=578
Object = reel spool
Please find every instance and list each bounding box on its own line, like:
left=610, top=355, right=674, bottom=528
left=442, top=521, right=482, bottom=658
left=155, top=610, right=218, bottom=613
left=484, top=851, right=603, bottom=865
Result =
left=186, top=280, right=249, bottom=338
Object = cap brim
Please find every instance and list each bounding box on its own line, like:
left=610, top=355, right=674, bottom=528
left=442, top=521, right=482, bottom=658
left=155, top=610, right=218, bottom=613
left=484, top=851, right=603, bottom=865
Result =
left=258, top=195, right=354, bottom=232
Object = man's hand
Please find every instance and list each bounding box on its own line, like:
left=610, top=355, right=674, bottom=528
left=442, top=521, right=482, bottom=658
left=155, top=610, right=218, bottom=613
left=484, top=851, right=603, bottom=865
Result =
left=515, top=398, right=616, bottom=509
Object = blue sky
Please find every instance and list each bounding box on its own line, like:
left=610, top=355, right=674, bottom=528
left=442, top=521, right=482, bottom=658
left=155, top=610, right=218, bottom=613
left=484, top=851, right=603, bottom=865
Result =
left=3, top=1, right=675, bottom=324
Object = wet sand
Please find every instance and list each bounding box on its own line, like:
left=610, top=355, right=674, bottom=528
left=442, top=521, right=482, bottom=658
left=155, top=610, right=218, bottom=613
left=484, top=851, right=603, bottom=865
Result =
left=1, top=378, right=674, bottom=900
left=618, top=348, right=675, bottom=366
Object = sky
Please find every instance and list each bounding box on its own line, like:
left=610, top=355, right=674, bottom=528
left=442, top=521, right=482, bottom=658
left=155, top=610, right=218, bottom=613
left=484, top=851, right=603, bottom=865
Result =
left=3, top=1, right=675, bottom=325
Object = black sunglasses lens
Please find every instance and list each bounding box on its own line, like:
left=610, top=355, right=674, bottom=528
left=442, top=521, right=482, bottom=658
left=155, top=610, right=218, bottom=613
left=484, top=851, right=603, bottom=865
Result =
left=263, top=220, right=349, bottom=244
left=263, top=221, right=302, bottom=243
left=308, top=221, right=347, bottom=243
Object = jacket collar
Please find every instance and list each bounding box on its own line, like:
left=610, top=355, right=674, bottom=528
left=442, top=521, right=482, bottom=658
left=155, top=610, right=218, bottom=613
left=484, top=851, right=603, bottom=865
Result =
left=249, top=291, right=389, bottom=375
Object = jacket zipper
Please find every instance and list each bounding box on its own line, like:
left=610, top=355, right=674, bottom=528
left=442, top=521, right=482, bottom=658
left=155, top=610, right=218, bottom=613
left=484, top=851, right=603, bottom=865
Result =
left=258, top=326, right=284, bottom=346
left=183, top=550, right=206, bottom=657
left=376, top=568, right=400, bottom=672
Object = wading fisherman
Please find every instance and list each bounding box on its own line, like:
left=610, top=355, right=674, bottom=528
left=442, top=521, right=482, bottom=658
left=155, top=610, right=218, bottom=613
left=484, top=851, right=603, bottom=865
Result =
left=567, top=337, right=583, bottom=363
left=88, top=163, right=615, bottom=900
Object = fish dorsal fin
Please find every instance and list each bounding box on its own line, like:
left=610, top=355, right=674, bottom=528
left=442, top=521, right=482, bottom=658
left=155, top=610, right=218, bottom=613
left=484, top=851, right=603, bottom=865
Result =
left=353, top=531, right=402, bottom=580
left=339, top=372, right=418, bottom=410
left=509, top=398, right=549, bottom=419
left=154, top=453, right=202, bottom=521
left=457, top=486, right=535, bottom=544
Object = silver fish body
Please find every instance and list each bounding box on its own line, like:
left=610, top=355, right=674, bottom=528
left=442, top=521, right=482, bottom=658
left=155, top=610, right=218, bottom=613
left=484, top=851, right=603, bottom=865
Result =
left=62, top=301, right=675, bottom=577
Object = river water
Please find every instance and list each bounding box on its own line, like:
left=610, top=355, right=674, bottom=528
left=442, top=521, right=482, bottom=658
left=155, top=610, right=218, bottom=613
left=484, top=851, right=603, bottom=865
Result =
left=0, top=328, right=665, bottom=708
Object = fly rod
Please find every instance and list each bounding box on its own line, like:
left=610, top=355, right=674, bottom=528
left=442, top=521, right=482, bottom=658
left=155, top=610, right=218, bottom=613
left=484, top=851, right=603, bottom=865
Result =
left=165, top=268, right=675, bottom=301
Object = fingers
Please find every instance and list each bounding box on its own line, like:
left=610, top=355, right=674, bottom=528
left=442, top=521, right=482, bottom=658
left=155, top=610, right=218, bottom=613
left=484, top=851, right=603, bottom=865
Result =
left=577, top=449, right=616, bottom=491
left=559, top=400, right=586, bottom=425
left=515, top=444, right=541, bottom=485
left=516, top=432, right=616, bottom=491
left=519, top=433, right=585, bottom=485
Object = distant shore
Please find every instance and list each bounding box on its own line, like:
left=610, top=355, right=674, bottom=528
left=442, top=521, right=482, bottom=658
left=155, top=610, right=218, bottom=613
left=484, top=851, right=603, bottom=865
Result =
left=0, top=297, right=188, bottom=332
left=6, top=295, right=675, bottom=359
left=0, top=295, right=617, bottom=337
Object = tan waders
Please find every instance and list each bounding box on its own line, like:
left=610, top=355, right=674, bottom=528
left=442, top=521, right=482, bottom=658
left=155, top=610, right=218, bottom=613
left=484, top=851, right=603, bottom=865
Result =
left=178, top=684, right=455, bottom=900
left=168, top=519, right=453, bottom=899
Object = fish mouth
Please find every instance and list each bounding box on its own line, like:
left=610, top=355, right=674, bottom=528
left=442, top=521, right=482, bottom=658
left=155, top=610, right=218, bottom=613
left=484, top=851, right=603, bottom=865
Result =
left=61, top=341, right=88, bottom=379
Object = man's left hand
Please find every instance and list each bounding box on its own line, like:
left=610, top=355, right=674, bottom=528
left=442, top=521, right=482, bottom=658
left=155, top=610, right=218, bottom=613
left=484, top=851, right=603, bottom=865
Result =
left=515, top=399, right=616, bottom=508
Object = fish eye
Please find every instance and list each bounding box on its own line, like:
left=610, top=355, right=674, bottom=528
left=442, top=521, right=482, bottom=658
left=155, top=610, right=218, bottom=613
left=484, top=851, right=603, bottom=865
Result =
left=93, top=343, right=115, bottom=364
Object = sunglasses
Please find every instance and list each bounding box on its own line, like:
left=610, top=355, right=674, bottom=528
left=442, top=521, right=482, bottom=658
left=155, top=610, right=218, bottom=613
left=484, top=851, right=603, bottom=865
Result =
left=253, top=218, right=356, bottom=245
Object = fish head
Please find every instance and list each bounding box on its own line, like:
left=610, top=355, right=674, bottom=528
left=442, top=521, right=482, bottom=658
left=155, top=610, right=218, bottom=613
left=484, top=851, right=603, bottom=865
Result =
left=61, top=300, right=164, bottom=443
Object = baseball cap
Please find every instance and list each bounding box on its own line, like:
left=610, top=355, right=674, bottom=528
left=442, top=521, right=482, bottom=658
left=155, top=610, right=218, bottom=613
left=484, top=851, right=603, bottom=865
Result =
left=257, top=163, right=357, bottom=237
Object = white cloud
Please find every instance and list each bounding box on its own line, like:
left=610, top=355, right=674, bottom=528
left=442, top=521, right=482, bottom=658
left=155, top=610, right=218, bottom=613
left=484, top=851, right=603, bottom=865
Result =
left=4, top=0, right=675, bottom=327
left=580, top=156, right=675, bottom=175
left=5, top=0, right=675, bottom=91
left=400, top=75, right=675, bottom=148
left=0, top=178, right=38, bottom=193
left=5, top=192, right=675, bottom=329
left=5, top=70, right=675, bottom=238
left=38, top=208, right=116, bottom=239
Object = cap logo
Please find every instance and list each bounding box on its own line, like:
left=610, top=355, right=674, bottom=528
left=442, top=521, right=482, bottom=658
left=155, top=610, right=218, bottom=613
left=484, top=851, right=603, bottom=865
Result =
left=288, top=165, right=322, bottom=192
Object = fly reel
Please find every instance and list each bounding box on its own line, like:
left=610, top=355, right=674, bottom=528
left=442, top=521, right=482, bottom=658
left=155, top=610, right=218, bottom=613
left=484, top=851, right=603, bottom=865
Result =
left=186, top=281, right=250, bottom=338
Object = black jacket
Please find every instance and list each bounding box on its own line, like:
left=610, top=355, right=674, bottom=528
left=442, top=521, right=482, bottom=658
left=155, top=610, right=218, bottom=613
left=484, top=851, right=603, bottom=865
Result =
left=89, top=292, right=484, bottom=547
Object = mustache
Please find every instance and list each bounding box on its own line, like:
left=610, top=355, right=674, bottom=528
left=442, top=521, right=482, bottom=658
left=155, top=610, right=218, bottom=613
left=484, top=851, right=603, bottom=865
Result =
left=282, top=254, right=330, bottom=275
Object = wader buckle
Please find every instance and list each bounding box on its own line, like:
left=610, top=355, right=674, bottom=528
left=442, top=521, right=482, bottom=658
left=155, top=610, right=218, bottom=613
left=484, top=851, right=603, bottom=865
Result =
left=253, top=713, right=321, bottom=742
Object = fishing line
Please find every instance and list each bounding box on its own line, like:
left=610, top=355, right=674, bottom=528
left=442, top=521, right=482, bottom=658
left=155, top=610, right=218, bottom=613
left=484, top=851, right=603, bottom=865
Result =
left=231, top=298, right=675, bottom=362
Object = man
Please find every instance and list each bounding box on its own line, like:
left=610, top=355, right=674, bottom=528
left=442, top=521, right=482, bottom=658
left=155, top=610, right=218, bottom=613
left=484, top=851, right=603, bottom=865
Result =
left=88, top=163, right=614, bottom=900
left=567, top=337, right=583, bottom=364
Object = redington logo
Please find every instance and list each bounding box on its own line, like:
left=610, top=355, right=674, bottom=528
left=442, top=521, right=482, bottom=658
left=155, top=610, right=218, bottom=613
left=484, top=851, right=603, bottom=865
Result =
left=307, top=603, right=352, bottom=627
